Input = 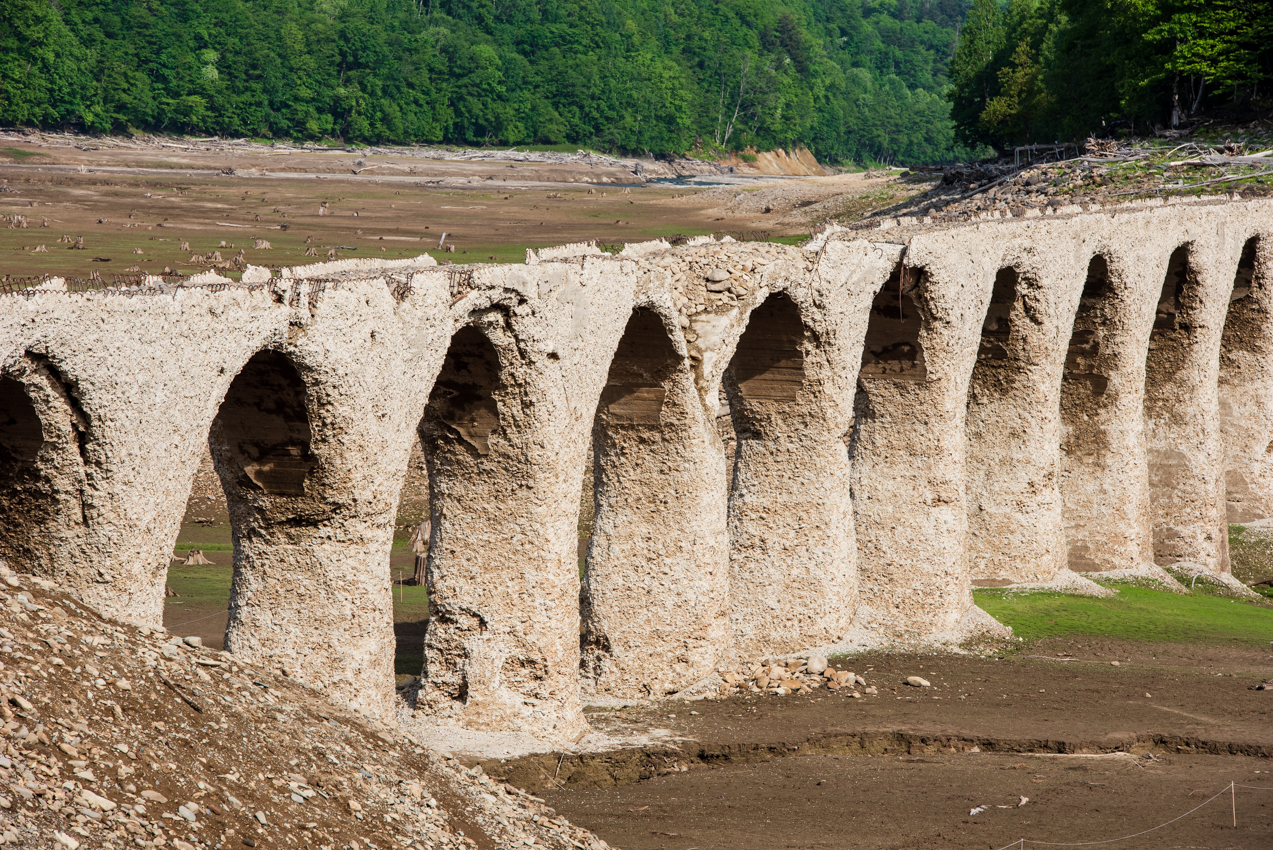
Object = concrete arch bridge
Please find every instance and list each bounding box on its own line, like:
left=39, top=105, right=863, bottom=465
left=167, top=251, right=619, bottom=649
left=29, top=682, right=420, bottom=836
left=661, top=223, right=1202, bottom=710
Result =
left=2, top=198, right=1270, bottom=743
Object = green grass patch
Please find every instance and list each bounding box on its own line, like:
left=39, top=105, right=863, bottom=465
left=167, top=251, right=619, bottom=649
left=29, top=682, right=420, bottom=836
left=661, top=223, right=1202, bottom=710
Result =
left=767, top=234, right=809, bottom=246
left=174, top=542, right=234, bottom=552
left=391, top=582, right=430, bottom=622
left=0, top=147, right=48, bottom=161
left=975, top=584, right=1273, bottom=647
left=166, top=564, right=233, bottom=603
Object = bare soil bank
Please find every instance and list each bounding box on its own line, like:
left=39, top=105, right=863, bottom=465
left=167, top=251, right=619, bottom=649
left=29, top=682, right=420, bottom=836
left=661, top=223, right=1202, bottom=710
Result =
left=487, top=641, right=1273, bottom=849
left=0, top=134, right=908, bottom=281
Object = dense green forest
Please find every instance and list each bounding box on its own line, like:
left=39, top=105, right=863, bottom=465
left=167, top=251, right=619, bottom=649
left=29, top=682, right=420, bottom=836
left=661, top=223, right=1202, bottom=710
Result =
left=0, top=0, right=975, bottom=164
left=950, top=0, right=1273, bottom=151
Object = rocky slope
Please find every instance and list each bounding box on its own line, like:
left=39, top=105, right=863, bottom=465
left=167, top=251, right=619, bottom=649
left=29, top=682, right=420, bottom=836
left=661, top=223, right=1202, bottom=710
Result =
left=0, top=562, right=610, bottom=850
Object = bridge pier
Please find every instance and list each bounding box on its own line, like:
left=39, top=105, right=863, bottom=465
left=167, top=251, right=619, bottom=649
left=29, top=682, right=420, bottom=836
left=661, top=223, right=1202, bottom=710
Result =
left=581, top=306, right=729, bottom=698
left=964, top=263, right=1070, bottom=584
left=724, top=289, right=857, bottom=656
left=851, top=261, right=981, bottom=639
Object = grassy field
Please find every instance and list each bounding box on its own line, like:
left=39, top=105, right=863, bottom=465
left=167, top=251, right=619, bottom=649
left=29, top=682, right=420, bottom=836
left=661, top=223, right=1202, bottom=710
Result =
left=975, top=583, right=1273, bottom=647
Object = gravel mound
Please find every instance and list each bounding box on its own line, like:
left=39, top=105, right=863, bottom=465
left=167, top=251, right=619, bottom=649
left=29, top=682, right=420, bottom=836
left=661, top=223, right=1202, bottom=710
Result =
left=0, top=563, right=611, bottom=850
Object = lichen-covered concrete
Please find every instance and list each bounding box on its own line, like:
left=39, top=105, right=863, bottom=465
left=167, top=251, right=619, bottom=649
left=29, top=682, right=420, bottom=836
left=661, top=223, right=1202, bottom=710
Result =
left=2, top=199, right=1270, bottom=743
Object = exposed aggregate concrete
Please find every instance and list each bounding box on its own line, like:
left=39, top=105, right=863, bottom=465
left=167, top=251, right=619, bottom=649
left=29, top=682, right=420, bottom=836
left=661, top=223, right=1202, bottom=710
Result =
left=1, top=197, right=1271, bottom=745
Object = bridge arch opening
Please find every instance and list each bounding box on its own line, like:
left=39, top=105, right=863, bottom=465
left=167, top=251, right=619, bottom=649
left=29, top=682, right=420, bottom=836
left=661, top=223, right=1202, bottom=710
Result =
left=581, top=306, right=728, bottom=697
left=965, top=266, right=1064, bottom=583
left=1059, top=254, right=1125, bottom=571
left=210, top=350, right=316, bottom=498
left=0, top=356, right=90, bottom=581
left=858, top=264, right=927, bottom=382
left=727, top=292, right=807, bottom=409
left=1220, top=236, right=1273, bottom=523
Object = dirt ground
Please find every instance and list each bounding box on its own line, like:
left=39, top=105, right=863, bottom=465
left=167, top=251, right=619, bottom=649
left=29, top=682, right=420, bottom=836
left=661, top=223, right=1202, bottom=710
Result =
left=484, top=641, right=1273, bottom=849
left=0, top=135, right=911, bottom=280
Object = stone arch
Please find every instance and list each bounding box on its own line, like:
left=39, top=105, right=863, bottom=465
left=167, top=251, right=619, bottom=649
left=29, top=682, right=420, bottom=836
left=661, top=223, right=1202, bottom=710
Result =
left=966, top=265, right=1067, bottom=584
left=1220, top=236, right=1273, bottom=522
left=1143, top=243, right=1228, bottom=570
left=581, top=306, right=728, bottom=698
left=725, top=291, right=854, bottom=655
left=415, top=317, right=588, bottom=739
left=0, top=355, right=90, bottom=582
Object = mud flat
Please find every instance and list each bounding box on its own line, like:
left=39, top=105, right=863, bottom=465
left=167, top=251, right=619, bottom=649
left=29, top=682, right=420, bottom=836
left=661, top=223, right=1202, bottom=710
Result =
left=483, top=641, right=1273, bottom=849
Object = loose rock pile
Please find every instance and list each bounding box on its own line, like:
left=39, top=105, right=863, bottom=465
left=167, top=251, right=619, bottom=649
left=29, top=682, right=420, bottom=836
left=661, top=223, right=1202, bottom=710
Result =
left=714, top=655, right=880, bottom=698
left=0, top=563, right=610, bottom=850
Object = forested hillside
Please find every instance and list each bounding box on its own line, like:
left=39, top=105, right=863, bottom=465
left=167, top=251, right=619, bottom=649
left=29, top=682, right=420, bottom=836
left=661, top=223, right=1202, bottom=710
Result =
left=950, top=0, right=1273, bottom=151
left=0, top=0, right=972, bottom=164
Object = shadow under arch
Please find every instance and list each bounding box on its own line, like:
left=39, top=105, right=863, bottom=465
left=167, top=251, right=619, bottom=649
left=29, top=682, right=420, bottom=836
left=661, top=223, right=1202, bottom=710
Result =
left=858, top=263, right=928, bottom=383
left=965, top=265, right=1067, bottom=584
left=724, top=291, right=854, bottom=655
left=580, top=306, right=729, bottom=698
left=0, top=354, right=91, bottom=583
left=1220, top=236, right=1273, bottom=522
left=210, top=349, right=317, bottom=498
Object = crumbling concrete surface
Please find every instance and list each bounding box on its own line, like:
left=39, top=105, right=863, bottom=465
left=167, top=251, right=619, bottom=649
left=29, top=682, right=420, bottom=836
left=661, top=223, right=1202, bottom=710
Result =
left=1, top=197, right=1270, bottom=744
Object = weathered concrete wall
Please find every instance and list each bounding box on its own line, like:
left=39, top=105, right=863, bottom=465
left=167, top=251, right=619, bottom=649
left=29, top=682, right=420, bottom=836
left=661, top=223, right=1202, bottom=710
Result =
left=3, top=199, right=1272, bottom=743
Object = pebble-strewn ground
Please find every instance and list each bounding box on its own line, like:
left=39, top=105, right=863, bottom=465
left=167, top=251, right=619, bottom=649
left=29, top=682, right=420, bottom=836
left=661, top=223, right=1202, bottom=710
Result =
left=0, top=562, right=610, bottom=850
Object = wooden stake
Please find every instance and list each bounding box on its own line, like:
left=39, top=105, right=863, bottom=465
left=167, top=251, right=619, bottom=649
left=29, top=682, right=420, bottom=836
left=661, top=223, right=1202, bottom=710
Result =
left=1232, top=780, right=1236, bottom=827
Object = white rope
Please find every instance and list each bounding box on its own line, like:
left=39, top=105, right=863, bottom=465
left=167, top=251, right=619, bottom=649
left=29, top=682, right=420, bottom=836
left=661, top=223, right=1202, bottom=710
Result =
left=992, top=784, right=1233, bottom=849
